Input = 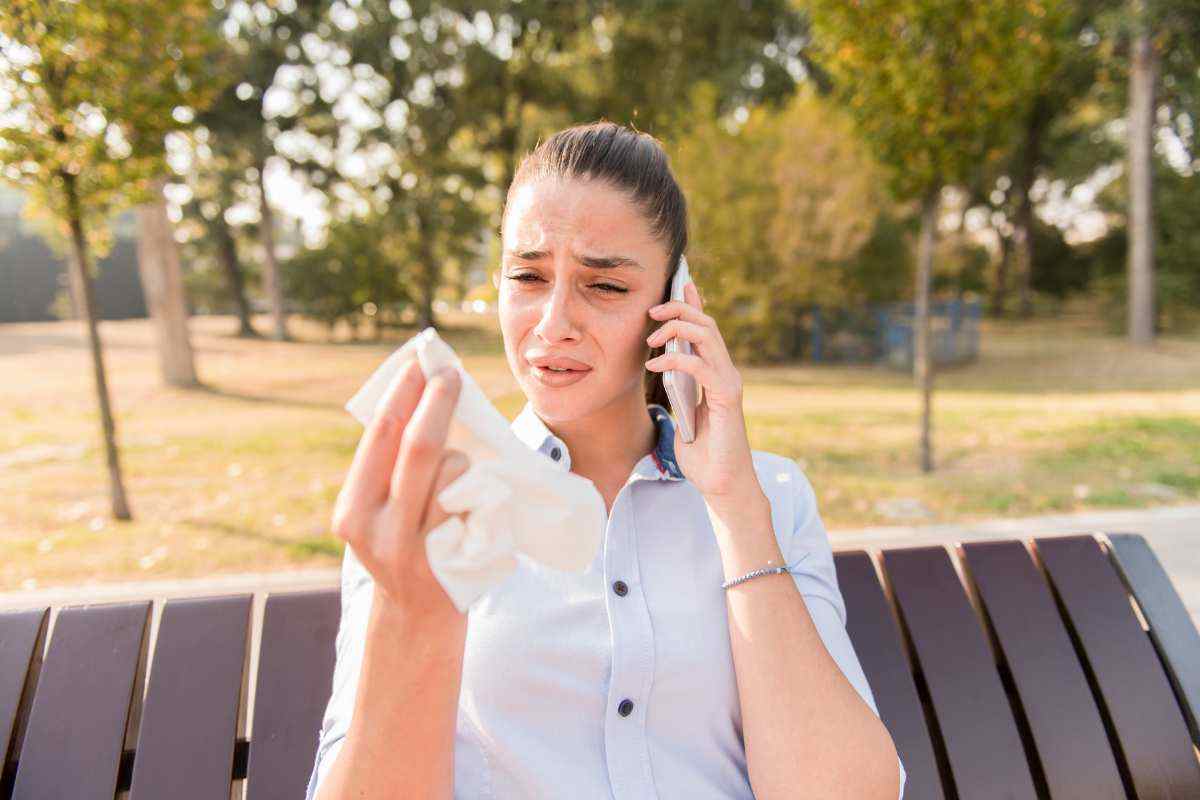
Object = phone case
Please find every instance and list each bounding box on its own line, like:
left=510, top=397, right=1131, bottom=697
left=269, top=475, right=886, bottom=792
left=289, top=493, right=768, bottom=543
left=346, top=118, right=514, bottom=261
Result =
left=663, top=255, right=699, bottom=443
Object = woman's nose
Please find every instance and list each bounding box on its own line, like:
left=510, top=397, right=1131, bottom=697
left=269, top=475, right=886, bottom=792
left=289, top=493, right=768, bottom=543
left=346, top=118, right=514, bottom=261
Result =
left=532, top=283, right=580, bottom=343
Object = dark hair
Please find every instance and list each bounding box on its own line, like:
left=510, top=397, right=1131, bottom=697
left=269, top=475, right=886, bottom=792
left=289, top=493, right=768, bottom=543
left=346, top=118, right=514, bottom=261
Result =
left=503, top=120, right=688, bottom=410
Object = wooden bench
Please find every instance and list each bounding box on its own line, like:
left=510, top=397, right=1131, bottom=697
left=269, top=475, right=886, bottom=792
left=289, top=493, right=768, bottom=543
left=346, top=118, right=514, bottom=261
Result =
left=1, top=532, right=1197, bottom=799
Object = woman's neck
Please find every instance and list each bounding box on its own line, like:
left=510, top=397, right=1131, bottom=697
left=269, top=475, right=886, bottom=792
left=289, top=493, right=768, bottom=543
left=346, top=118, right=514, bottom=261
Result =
left=543, top=393, right=658, bottom=487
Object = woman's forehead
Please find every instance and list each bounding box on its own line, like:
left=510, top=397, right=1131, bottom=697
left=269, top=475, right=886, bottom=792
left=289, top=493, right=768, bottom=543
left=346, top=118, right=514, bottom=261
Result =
left=503, top=175, right=660, bottom=258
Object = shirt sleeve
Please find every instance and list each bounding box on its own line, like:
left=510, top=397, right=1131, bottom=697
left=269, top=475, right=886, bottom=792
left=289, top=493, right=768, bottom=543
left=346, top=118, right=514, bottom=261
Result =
left=303, top=543, right=376, bottom=800
left=783, top=458, right=907, bottom=800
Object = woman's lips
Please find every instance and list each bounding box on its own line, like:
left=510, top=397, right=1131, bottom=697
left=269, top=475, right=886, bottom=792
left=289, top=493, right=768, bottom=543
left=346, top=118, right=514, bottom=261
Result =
left=531, top=365, right=591, bottom=386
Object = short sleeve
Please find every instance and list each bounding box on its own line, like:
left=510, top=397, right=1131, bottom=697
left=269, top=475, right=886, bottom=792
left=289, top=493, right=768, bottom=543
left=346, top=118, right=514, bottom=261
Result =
left=783, top=459, right=907, bottom=799
left=303, top=543, right=376, bottom=800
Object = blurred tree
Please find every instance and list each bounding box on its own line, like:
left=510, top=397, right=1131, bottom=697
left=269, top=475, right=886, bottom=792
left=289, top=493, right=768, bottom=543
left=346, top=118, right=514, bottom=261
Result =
left=179, top=0, right=327, bottom=341
left=0, top=0, right=225, bottom=519
left=804, top=0, right=1064, bottom=472
left=277, top=0, right=809, bottom=331
left=1121, top=0, right=1197, bottom=343
left=282, top=204, right=415, bottom=338
left=670, top=82, right=903, bottom=362
left=986, top=0, right=1109, bottom=318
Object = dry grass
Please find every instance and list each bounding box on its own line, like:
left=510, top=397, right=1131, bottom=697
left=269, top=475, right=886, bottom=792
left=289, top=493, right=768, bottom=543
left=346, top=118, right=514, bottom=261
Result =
left=3, top=309, right=1198, bottom=591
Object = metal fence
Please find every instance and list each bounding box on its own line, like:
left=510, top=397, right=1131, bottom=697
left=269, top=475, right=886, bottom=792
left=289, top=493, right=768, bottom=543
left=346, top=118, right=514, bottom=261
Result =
left=808, top=298, right=981, bottom=368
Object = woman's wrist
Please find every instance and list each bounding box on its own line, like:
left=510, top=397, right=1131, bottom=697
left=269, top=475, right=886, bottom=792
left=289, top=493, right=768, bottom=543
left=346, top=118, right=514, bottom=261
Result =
left=705, top=489, right=786, bottom=582
left=369, top=582, right=468, bottom=648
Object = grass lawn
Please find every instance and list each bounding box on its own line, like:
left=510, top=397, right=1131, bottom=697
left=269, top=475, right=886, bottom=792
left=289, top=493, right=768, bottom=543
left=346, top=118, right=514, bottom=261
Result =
left=3, top=308, right=1198, bottom=591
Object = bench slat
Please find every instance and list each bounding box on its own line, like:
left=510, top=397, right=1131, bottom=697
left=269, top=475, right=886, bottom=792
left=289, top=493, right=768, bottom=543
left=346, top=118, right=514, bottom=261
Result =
left=11, top=601, right=150, bottom=800
left=835, top=551, right=945, bottom=800
left=962, top=539, right=1125, bottom=798
left=1107, top=532, right=1200, bottom=746
left=245, top=589, right=340, bottom=800
left=128, top=594, right=252, bottom=800
left=0, top=608, right=48, bottom=795
left=1036, top=535, right=1200, bottom=797
left=883, top=545, right=1038, bottom=799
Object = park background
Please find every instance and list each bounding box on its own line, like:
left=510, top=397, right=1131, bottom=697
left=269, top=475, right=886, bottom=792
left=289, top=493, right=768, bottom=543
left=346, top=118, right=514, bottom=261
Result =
left=1, top=0, right=1197, bottom=593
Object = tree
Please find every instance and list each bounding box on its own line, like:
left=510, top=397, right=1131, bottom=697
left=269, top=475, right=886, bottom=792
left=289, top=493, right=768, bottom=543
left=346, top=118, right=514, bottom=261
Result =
left=276, top=0, right=809, bottom=331
left=1122, top=0, right=1198, bottom=343
left=670, top=82, right=902, bottom=363
left=0, top=0, right=224, bottom=519
left=804, top=0, right=1064, bottom=473
left=1126, top=0, right=1157, bottom=344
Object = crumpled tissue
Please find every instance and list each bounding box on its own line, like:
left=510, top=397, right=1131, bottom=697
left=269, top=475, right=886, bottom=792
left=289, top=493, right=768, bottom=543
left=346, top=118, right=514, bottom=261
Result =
left=344, top=327, right=606, bottom=613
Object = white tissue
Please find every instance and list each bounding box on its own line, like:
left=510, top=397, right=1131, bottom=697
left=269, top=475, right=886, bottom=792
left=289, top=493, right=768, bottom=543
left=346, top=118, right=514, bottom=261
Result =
left=344, top=327, right=606, bottom=613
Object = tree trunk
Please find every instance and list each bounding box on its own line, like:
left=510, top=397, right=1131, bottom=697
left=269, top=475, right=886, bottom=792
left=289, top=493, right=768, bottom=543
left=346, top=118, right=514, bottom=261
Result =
left=1013, top=195, right=1034, bottom=319
left=64, top=256, right=88, bottom=320
left=991, top=232, right=1011, bottom=317
left=212, top=206, right=257, bottom=337
left=257, top=155, right=289, bottom=341
left=414, top=200, right=439, bottom=330
left=1013, top=100, right=1047, bottom=319
left=915, top=188, right=938, bottom=474
left=135, top=176, right=199, bottom=387
left=1127, top=4, right=1157, bottom=345
left=62, top=170, right=133, bottom=521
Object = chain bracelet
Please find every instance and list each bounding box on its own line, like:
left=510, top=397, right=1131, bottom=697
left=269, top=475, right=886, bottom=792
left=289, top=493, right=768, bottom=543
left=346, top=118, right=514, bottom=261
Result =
left=720, top=551, right=811, bottom=590
left=721, top=564, right=789, bottom=589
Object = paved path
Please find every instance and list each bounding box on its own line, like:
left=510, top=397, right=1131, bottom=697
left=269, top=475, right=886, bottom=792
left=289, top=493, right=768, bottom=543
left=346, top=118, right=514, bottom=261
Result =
left=4, top=503, right=1197, bottom=623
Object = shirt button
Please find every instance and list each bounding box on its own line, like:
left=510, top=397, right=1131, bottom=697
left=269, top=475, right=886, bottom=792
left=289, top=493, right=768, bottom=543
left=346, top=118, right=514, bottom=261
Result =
left=618, top=699, right=634, bottom=717
left=550, top=446, right=561, bottom=461
left=612, top=580, right=628, bottom=596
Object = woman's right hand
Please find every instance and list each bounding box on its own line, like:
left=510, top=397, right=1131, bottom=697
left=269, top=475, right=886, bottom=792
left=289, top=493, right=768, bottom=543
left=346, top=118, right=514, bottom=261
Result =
left=331, top=354, right=469, bottom=621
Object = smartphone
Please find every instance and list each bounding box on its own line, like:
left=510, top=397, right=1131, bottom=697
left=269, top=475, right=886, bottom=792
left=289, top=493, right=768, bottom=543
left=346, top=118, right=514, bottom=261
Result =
left=663, top=255, right=699, bottom=443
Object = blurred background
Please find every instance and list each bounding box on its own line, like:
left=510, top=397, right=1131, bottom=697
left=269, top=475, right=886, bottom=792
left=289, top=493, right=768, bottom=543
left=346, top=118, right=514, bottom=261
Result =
left=1, top=0, right=1196, bottom=593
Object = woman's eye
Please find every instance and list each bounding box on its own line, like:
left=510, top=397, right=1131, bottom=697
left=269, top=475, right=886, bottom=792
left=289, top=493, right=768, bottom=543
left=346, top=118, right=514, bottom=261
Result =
left=506, top=274, right=627, bottom=294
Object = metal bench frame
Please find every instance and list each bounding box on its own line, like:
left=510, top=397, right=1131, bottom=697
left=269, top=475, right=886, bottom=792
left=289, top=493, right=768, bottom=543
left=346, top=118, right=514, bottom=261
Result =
left=2, top=532, right=1197, bottom=799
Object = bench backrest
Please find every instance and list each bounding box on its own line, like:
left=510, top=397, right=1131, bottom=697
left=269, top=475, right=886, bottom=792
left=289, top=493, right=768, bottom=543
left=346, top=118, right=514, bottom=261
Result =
left=1, top=532, right=1197, bottom=799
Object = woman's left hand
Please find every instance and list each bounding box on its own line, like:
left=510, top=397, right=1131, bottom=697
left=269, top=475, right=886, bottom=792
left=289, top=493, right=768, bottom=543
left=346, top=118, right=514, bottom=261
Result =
left=644, top=281, right=761, bottom=508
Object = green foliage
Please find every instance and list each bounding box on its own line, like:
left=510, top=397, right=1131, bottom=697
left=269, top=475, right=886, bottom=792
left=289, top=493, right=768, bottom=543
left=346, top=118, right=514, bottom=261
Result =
left=282, top=210, right=416, bottom=336
left=670, top=82, right=912, bottom=363
left=803, top=0, right=1070, bottom=200
left=0, top=0, right=229, bottom=239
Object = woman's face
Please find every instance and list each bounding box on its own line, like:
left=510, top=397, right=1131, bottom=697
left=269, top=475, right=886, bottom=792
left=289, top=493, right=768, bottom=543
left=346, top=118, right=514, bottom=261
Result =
left=497, top=174, right=671, bottom=422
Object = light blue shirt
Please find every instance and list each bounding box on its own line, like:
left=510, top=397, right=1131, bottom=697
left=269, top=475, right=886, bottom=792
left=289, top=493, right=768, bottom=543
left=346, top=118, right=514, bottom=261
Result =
left=305, top=401, right=905, bottom=799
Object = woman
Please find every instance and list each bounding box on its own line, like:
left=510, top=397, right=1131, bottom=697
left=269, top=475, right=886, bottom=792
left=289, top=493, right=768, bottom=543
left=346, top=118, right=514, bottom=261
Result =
left=306, top=122, right=905, bottom=799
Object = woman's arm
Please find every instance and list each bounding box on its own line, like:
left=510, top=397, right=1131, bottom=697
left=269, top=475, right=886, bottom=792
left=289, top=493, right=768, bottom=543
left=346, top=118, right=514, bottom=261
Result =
left=309, top=358, right=471, bottom=799
left=315, top=584, right=467, bottom=800
left=706, top=485, right=903, bottom=800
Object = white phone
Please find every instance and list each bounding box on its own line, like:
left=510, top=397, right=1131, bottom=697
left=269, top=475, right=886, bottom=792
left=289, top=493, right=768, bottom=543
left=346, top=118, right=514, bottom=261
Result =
left=663, top=255, right=699, bottom=443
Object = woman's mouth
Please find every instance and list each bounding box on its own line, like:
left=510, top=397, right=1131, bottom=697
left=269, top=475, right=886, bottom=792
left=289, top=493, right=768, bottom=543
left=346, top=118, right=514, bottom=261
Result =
left=531, top=365, right=591, bottom=387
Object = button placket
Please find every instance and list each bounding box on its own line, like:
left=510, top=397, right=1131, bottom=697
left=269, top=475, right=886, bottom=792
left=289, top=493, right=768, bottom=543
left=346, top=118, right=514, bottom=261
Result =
left=602, top=483, right=659, bottom=798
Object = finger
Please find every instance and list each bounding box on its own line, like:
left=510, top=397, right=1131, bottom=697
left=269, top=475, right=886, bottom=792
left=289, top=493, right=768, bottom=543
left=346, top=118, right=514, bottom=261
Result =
left=644, top=351, right=721, bottom=393
left=648, top=298, right=714, bottom=329
left=339, top=356, right=426, bottom=515
left=646, top=319, right=713, bottom=353
left=684, top=279, right=703, bottom=309
left=418, top=448, right=472, bottom=534
left=390, top=366, right=462, bottom=534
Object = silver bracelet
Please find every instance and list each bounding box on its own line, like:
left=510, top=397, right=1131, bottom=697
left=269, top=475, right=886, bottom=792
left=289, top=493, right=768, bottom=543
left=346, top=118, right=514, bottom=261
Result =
left=724, top=563, right=792, bottom=587
left=721, top=552, right=810, bottom=590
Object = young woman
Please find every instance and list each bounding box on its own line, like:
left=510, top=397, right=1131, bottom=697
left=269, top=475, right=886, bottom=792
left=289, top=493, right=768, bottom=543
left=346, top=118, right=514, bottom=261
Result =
left=306, top=122, right=905, bottom=799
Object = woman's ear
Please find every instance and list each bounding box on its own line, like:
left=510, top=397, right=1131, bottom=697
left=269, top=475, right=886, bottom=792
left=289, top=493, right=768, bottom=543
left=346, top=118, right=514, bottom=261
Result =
left=491, top=269, right=500, bottom=289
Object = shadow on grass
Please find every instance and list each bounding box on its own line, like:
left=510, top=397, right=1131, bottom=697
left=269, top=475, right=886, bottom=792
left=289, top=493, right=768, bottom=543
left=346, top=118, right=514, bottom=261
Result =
left=181, top=518, right=344, bottom=561
left=187, top=381, right=344, bottom=411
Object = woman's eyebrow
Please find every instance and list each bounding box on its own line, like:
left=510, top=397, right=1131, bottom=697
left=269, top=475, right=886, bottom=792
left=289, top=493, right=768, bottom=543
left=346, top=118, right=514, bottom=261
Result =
left=504, top=248, right=644, bottom=271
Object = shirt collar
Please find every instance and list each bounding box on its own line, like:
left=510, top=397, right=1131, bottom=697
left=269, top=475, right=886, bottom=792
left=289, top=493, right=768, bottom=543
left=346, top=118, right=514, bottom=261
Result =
left=510, top=400, right=685, bottom=482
